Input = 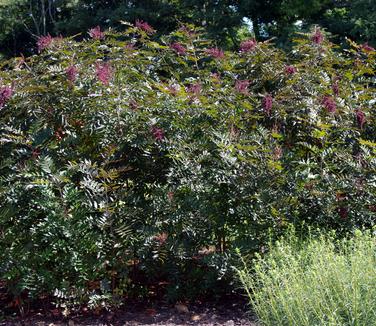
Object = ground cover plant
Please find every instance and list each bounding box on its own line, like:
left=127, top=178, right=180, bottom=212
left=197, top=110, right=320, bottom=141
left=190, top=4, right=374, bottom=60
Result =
left=0, top=22, right=375, bottom=312
left=236, top=228, right=376, bottom=326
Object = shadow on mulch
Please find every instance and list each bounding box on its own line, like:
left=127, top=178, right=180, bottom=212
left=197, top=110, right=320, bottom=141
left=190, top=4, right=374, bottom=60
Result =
left=1, top=289, right=257, bottom=326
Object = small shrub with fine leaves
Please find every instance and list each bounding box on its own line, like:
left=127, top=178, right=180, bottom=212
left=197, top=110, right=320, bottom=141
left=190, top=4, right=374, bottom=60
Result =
left=236, top=228, right=376, bottom=326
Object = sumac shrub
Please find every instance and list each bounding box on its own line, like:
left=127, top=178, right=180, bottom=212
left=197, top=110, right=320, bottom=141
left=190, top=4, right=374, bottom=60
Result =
left=0, top=24, right=375, bottom=308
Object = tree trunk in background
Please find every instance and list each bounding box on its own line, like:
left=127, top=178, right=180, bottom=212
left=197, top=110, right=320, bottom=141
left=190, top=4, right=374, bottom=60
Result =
left=252, top=16, right=260, bottom=40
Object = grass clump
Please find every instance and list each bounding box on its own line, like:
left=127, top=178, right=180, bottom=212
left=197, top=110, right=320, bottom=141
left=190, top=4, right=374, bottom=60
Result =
left=236, top=229, right=376, bottom=326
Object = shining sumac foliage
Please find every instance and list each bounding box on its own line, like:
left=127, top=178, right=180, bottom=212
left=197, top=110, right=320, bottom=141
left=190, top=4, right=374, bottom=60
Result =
left=0, top=23, right=375, bottom=309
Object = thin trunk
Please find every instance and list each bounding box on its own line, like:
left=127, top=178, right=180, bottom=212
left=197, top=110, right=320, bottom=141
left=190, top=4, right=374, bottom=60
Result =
left=252, top=16, right=260, bottom=40
left=48, top=0, right=56, bottom=26
left=41, top=0, right=46, bottom=35
left=29, top=0, right=40, bottom=36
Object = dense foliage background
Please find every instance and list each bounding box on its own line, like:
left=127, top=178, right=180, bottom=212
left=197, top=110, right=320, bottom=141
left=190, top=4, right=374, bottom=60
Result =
left=0, top=0, right=376, bottom=58
left=0, top=22, right=374, bottom=311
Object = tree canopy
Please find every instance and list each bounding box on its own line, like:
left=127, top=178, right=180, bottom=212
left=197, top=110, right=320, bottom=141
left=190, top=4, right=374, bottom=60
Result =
left=0, top=0, right=375, bottom=58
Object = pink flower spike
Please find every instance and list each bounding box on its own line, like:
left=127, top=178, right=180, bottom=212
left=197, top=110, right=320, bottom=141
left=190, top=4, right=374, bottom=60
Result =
left=187, top=83, right=202, bottom=97
left=135, top=20, right=155, bottom=34
left=311, top=28, right=324, bottom=45
left=240, top=39, right=257, bottom=53
left=95, top=62, right=112, bottom=86
left=361, top=43, right=375, bottom=52
left=355, top=109, right=366, bottom=129
left=170, top=42, right=186, bottom=55
left=167, top=85, right=178, bottom=96
left=332, top=82, right=339, bottom=96
left=322, top=96, right=336, bottom=113
left=88, top=26, right=105, bottom=40
left=206, top=47, right=225, bottom=59
left=263, top=94, right=273, bottom=116
left=235, top=80, right=250, bottom=95
left=125, top=43, right=135, bottom=51
left=151, top=126, right=165, bottom=141
left=0, top=85, right=13, bottom=108
left=284, top=65, right=296, bottom=75
left=37, top=34, right=53, bottom=52
left=66, top=65, right=78, bottom=83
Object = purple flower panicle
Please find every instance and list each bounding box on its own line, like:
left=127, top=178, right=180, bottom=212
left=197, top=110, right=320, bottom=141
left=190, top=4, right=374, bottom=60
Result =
left=170, top=42, right=186, bottom=55
left=361, top=43, right=375, bottom=52
left=355, top=109, right=366, bottom=129
left=240, top=39, right=257, bottom=53
left=66, top=65, right=78, bottom=83
left=332, top=82, right=339, bottom=96
left=285, top=65, right=297, bottom=75
left=125, top=42, right=135, bottom=51
left=37, top=34, right=53, bottom=52
left=338, top=207, right=348, bottom=219
left=235, top=80, right=250, bottom=95
left=206, top=47, right=225, bottom=59
left=312, top=28, right=324, bottom=45
left=135, top=20, right=155, bottom=34
left=322, top=96, right=336, bottom=113
left=263, top=94, right=273, bottom=116
left=88, top=26, right=105, bottom=40
left=95, top=62, right=112, bottom=86
left=168, top=84, right=178, bottom=96
left=151, top=126, right=165, bottom=141
left=129, top=99, right=138, bottom=110
left=0, top=85, right=13, bottom=108
left=187, top=83, right=202, bottom=97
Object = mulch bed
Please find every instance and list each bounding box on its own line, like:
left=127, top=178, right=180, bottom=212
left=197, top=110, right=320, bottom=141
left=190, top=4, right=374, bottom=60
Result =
left=1, top=291, right=257, bottom=326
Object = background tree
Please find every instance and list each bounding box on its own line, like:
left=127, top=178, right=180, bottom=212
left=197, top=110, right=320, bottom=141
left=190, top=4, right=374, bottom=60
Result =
left=319, top=0, right=376, bottom=45
left=0, top=1, right=375, bottom=57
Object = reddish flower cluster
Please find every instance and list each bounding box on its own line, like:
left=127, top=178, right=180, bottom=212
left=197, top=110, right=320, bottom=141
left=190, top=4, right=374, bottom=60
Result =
left=167, top=191, right=174, bottom=201
left=285, top=65, right=297, bottom=75
left=66, top=65, right=78, bottom=83
left=273, top=146, right=283, bottom=160
left=36, top=34, right=53, bottom=52
left=31, top=148, right=41, bottom=159
left=187, top=83, right=202, bottom=97
left=361, top=43, right=375, bottom=52
left=153, top=232, right=168, bottom=245
left=95, top=62, right=112, bottom=86
left=0, top=85, right=13, bottom=108
left=168, top=84, right=178, bottom=96
left=355, top=109, right=366, bottom=129
left=311, top=28, right=324, bottom=45
left=235, top=79, right=250, bottom=95
left=88, top=26, right=105, bottom=40
left=135, top=20, right=155, bottom=34
left=151, top=126, right=165, bottom=141
left=322, top=96, right=336, bottom=113
left=338, top=207, right=348, bottom=219
left=125, top=43, right=135, bottom=51
left=206, top=47, right=225, bottom=59
left=240, top=39, right=257, bottom=53
left=332, top=82, right=339, bottom=96
left=129, top=99, right=138, bottom=110
left=54, top=127, right=65, bottom=141
left=263, top=94, right=273, bottom=116
left=170, top=42, right=186, bottom=55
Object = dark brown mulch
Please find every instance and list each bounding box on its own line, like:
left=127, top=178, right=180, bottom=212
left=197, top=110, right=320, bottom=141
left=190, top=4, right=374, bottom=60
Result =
left=0, top=297, right=257, bottom=326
